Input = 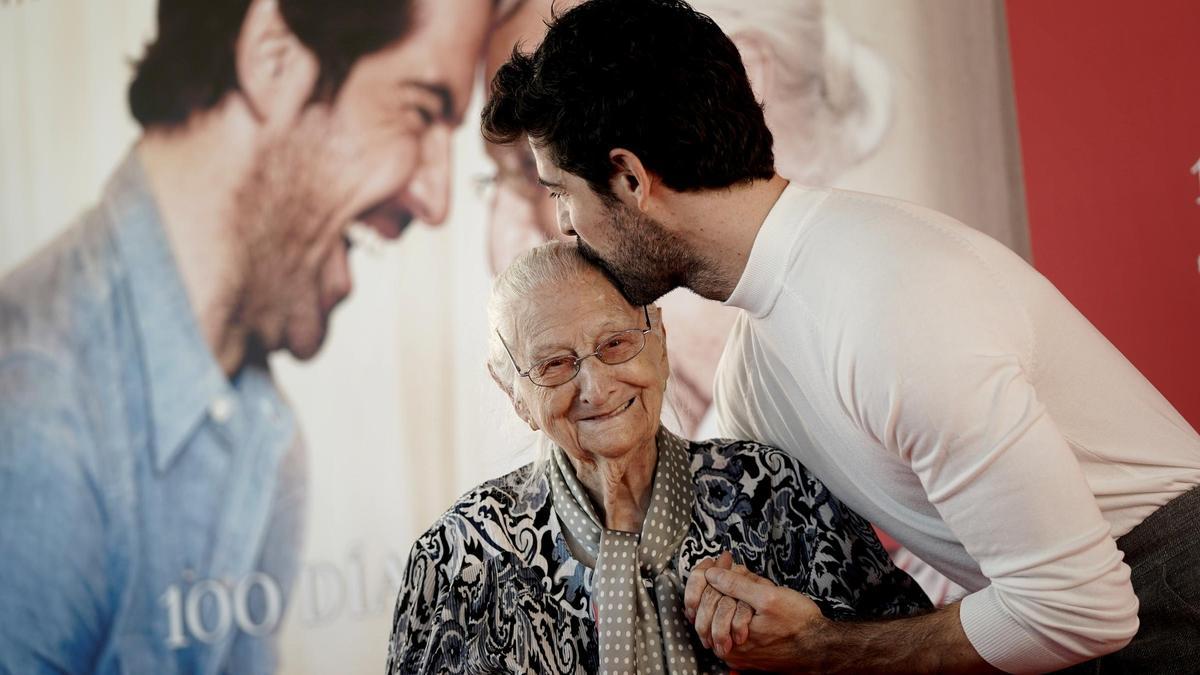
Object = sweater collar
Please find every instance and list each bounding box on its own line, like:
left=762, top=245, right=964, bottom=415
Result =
left=724, top=181, right=827, bottom=317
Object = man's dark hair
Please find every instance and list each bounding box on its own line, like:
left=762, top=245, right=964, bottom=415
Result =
left=481, top=0, right=775, bottom=198
left=128, top=0, right=414, bottom=129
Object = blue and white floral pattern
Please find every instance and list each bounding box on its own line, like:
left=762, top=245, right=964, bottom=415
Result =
left=386, top=437, right=931, bottom=674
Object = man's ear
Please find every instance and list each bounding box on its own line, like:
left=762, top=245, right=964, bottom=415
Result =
left=487, top=363, right=539, bottom=431
left=608, top=148, right=654, bottom=212
left=235, top=0, right=319, bottom=127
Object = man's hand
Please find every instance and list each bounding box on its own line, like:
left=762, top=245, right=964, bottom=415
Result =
left=686, top=552, right=1001, bottom=674
left=699, top=564, right=828, bottom=670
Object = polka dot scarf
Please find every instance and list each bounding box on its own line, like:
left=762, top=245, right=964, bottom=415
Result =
left=549, top=426, right=700, bottom=675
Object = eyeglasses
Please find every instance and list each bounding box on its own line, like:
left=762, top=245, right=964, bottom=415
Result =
left=497, top=306, right=653, bottom=387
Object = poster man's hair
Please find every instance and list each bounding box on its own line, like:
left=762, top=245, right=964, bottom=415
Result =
left=129, top=0, right=415, bottom=129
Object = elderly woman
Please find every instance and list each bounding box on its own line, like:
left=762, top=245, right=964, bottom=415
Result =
left=386, top=241, right=929, bottom=674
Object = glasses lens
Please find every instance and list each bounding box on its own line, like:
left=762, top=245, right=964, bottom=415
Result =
left=596, top=330, right=646, bottom=365
left=530, top=355, right=579, bottom=387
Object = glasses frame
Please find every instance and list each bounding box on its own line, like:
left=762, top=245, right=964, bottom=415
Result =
left=497, top=305, right=653, bottom=388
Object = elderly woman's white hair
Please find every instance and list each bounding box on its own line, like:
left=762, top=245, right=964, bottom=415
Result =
left=691, top=0, right=892, bottom=184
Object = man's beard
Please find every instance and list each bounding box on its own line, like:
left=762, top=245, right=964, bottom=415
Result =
left=576, top=201, right=703, bottom=306
left=230, top=121, right=337, bottom=359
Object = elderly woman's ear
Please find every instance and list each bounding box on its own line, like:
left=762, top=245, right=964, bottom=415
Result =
left=516, top=398, right=539, bottom=431
left=487, top=362, right=540, bottom=431
left=653, top=305, right=670, bottom=390
left=487, top=362, right=513, bottom=398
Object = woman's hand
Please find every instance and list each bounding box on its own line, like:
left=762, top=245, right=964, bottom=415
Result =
left=684, top=552, right=755, bottom=659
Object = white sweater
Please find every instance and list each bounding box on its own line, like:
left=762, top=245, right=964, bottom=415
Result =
left=713, top=183, right=1200, bottom=673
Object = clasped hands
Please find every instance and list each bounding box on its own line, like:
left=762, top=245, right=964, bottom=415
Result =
left=682, top=551, right=828, bottom=672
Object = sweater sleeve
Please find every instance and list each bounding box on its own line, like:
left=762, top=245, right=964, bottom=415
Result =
left=842, top=231, right=1138, bottom=672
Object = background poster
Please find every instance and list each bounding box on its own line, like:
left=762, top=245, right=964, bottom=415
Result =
left=2, top=0, right=1189, bottom=673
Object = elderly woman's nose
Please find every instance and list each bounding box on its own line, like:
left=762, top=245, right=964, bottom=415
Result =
left=575, top=359, right=618, bottom=403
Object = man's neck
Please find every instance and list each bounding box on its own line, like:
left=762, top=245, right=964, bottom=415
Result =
left=136, top=106, right=258, bottom=377
left=673, top=173, right=789, bottom=302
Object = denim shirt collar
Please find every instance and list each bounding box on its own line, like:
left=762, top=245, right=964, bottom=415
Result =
left=106, top=148, right=230, bottom=473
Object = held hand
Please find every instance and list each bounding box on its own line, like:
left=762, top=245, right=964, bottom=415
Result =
left=702, top=565, right=829, bottom=672
left=683, top=553, right=761, bottom=658
left=707, top=563, right=757, bottom=658
left=684, top=552, right=734, bottom=624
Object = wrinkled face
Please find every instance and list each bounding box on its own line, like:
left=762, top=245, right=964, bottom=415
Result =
left=507, top=268, right=669, bottom=462
left=483, top=140, right=563, bottom=273
left=528, top=141, right=692, bottom=306
left=238, top=0, right=490, bottom=359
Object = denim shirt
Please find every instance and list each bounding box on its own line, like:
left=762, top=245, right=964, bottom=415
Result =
left=0, top=151, right=307, bottom=675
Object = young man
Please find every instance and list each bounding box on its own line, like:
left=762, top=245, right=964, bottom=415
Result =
left=481, top=0, right=1200, bottom=672
left=0, top=0, right=490, bottom=671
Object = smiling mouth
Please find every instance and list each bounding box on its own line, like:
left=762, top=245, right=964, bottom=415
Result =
left=582, top=397, right=636, bottom=422
left=359, top=204, right=414, bottom=241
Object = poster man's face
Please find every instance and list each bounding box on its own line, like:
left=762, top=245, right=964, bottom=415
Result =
left=240, top=0, right=490, bottom=359
left=483, top=140, right=564, bottom=273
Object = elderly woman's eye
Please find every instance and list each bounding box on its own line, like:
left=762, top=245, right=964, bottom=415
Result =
left=535, top=356, right=577, bottom=379
left=599, top=334, right=639, bottom=359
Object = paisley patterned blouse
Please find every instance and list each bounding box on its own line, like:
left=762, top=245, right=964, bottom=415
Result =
left=386, top=437, right=931, bottom=674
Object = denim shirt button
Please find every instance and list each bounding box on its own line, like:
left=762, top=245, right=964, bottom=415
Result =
left=209, top=397, right=234, bottom=424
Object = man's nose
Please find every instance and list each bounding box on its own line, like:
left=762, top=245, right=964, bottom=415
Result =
left=556, top=199, right=576, bottom=237
left=406, top=126, right=452, bottom=226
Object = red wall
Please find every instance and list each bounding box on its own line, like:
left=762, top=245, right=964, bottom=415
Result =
left=1006, top=0, right=1200, bottom=429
